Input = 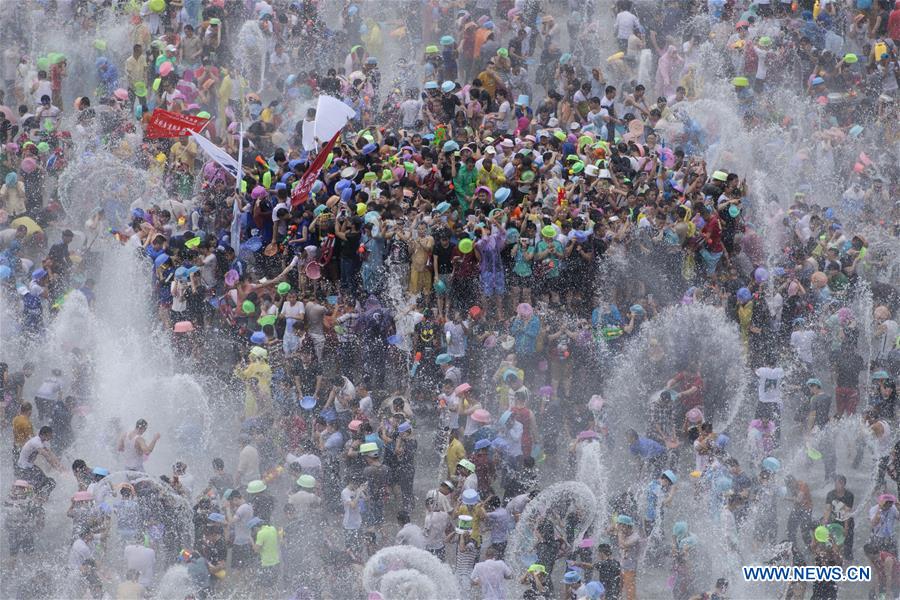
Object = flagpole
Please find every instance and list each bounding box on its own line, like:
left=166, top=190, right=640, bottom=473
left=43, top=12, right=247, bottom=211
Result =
left=230, top=124, right=244, bottom=252
left=236, top=124, right=243, bottom=191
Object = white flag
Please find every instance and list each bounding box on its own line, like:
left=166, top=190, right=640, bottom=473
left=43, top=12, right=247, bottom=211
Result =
left=190, top=132, right=241, bottom=180
left=314, top=95, right=357, bottom=142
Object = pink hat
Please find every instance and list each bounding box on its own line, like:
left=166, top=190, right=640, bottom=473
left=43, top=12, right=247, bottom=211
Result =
left=471, top=408, right=492, bottom=423
left=516, top=302, right=533, bottom=318
left=577, top=430, right=599, bottom=441
left=13, top=480, right=32, bottom=488
left=251, top=185, right=268, bottom=199
left=579, top=537, right=594, bottom=548
left=174, top=321, right=194, bottom=333
left=224, top=269, right=239, bottom=286
left=539, top=385, right=554, bottom=397
left=348, top=419, right=363, bottom=432
left=880, top=493, right=898, bottom=504
left=787, top=280, right=801, bottom=297
left=73, top=491, right=94, bottom=502
left=686, top=407, right=704, bottom=424
left=113, top=88, right=129, bottom=101
left=455, top=383, right=472, bottom=395
left=588, top=395, right=604, bottom=411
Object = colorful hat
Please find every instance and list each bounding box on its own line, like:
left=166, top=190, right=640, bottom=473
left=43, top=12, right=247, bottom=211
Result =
left=461, top=489, right=480, bottom=505
left=360, top=442, right=379, bottom=455
left=458, top=238, right=474, bottom=254
left=296, top=474, right=316, bottom=489
left=731, top=76, right=749, bottom=87
left=458, top=459, right=476, bottom=473
left=246, top=480, right=267, bottom=494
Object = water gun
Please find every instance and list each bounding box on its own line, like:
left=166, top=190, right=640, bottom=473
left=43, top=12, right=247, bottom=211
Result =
left=556, top=186, right=566, bottom=207
left=107, top=228, right=130, bottom=244
left=433, top=124, right=447, bottom=149
left=410, top=351, right=422, bottom=377
left=261, top=464, right=285, bottom=484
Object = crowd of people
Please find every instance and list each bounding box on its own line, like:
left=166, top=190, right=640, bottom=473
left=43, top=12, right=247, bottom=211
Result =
left=2, top=0, right=900, bottom=598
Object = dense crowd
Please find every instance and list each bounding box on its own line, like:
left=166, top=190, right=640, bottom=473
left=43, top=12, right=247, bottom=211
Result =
left=2, top=0, right=900, bottom=599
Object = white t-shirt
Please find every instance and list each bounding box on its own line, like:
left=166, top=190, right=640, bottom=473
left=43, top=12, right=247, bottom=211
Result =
left=423, top=510, right=450, bottom=549
left=790, top=330, right=815, bottom=364
left=237, top=445, right=261, bottom=485
left=232, top=502, right=254, bottom=545
left=753, top=47, right=770, bottom=80
left=496, top=100, right=512, bottom=132
left=35, top=376, right=62, bottom=400
left=333, top=377, right=356, bottom=413
left=341, top=487, right=362, bottom=530
left=359, top=395, right=374, bottom=421
left=615, top=11, right=641, bottom=40
left=755, top=367, right=784, bottom=404
left=503, top=420, right=524, bottom=457
left=124, top=544, right=156, bottom=587
left=68, top=538, right=93, bottom=570
left=17, top=435, right=44, bottom=469
left=395, top=523, right=426, bottom=549
left=400, top=99, right=422, bottom=128
left=471, top=559, right=513, bottom=600
left=280, top=300, right=305, bottom=320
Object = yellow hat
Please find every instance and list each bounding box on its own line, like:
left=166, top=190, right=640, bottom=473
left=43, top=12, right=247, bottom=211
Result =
left=356, top=202, right=367, bottom=216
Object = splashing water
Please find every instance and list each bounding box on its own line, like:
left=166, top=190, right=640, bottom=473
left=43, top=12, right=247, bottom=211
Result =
left=362, top=545, right=459, bottom=600
left=603, top=303, right=749, bottom=434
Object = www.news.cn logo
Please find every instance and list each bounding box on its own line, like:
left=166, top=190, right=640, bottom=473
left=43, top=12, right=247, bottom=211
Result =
left=743, top=565, right=871, bottom=582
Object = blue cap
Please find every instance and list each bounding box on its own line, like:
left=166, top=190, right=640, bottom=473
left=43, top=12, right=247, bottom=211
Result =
left=662, top=470, right=677, bottom=484
left=736, top=287, right=752, bottom=303
left=616, top=514, right=634, bottom=526
left=300, top=395, right=317, bottom=410
left=153, top=253, right=170, bottom=269
left=397, top=421, right=411, bottom=433
left=335, top=179, right=353, bottom=192
left=208, top=512, right=226, bottom=523
left=494, top=187, right=511, bottom=203
left=436, top=353, right=452, bottom=365
left=424, top=81, right=438, bottom=90
left=92, top=467, right=110, bottom=477
left=321, top=408, right=337, bottom=422
left=435, top=201, right=451, bottom=214
left=461, top=489, right=480, bottom=505
left=250, top=331, right=267, bottom=345
left=174, top=266, right=188, bottom=280
left=362, top=143, right=378, bottom=155
left=247, top=517, right=263, bottom=528
left=275, top=182, right=287, bottom=191
left=806, top=378, right=823, bottom=388
left=873, top=370, right=891, bottom=380
left=584, top=581, right=606, bottom=599
left=491, top=437, right=510, bottom=451
left=474, top=438, right=492, bottom=451
left=31, top=268, right=48, bottom=280
left=441, top=80, right=455, bottom=93
left=564, top=571, right=582, bottom=584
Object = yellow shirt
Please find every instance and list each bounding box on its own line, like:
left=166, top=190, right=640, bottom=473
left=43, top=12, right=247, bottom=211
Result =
left=446, top=437, right=466, bottom=479
left=12, top=414, right=33, bottom=448
left=477, top=164, right=506, bottom=193
left=455, top=504, right=482, bottom=544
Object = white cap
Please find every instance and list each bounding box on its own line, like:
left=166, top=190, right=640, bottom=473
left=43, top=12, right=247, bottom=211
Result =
left=166, top=44, right=177, bottom=52
left=547, top=117, right=559, bottom=127
left=484, top=146, right=497, bottom=155
left=584, top=164, right=599, bottom=177
left=598, top=169, right=611, bottom=179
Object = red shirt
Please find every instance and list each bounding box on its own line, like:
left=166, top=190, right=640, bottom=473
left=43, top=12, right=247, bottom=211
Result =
left=672, top=371, right=704, bottom=409
left=702, top=212, right=724, bottom=253
left=888, top=9, right=900, bottom=41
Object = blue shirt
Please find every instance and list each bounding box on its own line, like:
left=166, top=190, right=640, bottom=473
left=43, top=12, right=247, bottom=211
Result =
left=630, top=437, right=665, bottom=459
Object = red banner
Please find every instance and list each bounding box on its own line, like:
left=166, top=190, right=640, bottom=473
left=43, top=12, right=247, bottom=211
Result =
left=146, top=109, right=209, bottom=139
left=291, top=129, right=342, bottom=208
